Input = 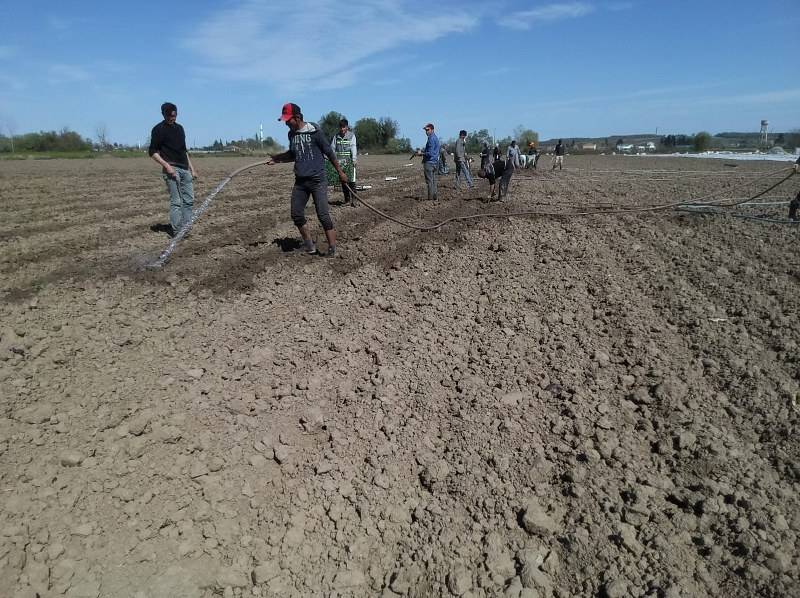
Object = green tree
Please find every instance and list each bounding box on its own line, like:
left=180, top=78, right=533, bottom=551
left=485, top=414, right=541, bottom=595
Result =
left=693, top=131, right=712, bottom=152
left=378, top=117, right=399, bottom=147
left=13, top=128, right=91, bottom=152
left=319, top=111, right=346, bottom=141
left=465, top=129, right=493, bottom=154
left=354, top=118, right=382, bottom=150
left=385, top=137, right=411, bottom=154
left=512, top=125, right=539, bottom=149
left=785, top=130, right=800, bottom=151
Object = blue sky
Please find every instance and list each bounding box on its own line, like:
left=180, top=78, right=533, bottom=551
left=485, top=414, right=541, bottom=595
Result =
left=0, top=0, right=797, bottom=148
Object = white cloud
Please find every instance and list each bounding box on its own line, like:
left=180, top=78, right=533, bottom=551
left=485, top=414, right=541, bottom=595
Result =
left=498, top=2, right=595, bottom=30
left=0, top=45, right=19, bottom=60
left=692, top=88, right=800, bottom=106
left=606, top=1, right=634, bottom=11
left=0, top=74, right=26, bottom=92
left=183, top=0, right=478, bottom=92
left=48, top=64, right=93, bottom=84
left=47, top=15, right=72, bottom=32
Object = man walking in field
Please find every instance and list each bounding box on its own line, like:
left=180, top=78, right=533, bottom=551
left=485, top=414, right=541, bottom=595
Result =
left=552, top=139, right=565, bottom=170
left=267, top=103, right=348, bottom=257
left=148, top=102, right=197, bottom=237
left=422, top=123, right=440, bottom=200
left=330, top=117, right=358, bottom=206
left=454, top=130, right=475, bottom=191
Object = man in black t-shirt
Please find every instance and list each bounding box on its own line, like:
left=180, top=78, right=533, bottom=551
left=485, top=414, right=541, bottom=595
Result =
left=148, top=102, right=197, bottom=236
left=552, top=139, right=565, bottom=170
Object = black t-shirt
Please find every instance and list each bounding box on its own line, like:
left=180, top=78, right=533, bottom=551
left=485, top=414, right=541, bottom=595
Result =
left=148, top=122, right=189, bottom=168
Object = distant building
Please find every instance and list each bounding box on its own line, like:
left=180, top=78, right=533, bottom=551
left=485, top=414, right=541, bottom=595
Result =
left=580, top=143, right=597, bottom=151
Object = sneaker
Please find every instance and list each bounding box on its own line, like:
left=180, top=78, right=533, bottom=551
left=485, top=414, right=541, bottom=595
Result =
left=325, top=246, right=336, bottom=258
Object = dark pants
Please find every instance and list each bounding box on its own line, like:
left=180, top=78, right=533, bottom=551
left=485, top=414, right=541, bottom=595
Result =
left=341, top=182, right=355, bottom=204
left=790, top=193, right=799, bottom=221
left=499, top=165, right=514, bottom=198
left=291, top=175, right=334, bottom=231
left=423, top=162, right=438, bottom=200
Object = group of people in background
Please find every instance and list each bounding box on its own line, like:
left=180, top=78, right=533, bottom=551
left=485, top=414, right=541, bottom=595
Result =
left=146, top=102, right=800, bottom=258
left=148, top=102, right=583, bottom=258
left=414, top=127, right=570, bottom=202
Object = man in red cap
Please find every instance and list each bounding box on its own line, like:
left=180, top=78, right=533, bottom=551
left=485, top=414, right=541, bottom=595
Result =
left=267, top=103, right=348, bottom=257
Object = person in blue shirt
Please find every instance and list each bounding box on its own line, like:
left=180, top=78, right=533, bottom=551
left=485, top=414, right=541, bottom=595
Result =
left=422, top=123, right=440, bottom=200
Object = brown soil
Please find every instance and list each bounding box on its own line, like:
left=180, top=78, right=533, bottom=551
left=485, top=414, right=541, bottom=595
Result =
left=0, top=155, right=798, bottom=598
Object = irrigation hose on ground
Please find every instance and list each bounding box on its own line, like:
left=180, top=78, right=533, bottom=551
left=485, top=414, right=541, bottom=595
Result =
left=147, top=160, right=269, bottom=269
left=148, top=163, right=797, bottom=268
left=347, top=166, right=796, bottom=231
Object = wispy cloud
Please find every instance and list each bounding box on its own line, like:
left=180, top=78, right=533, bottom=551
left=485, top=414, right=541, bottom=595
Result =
left=691, top=88, right=800, bottom=106
left=498, top=2, right=595, bottom=30
left=0, top=74, right=26, bottom=92
left=47, top=15, right=73, bottom=32
left=519, top=81, right=733, bottom=112
left=0, top=45, right=19, bottom=60
left=183, top=0, right=478, bottom=92
left=48, top=64, right=93, bottom=84
left=607, top=1, right=634, bottom=11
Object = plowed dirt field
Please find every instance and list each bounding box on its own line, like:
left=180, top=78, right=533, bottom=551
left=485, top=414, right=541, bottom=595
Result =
left=1, top=155, right=798, bottom=598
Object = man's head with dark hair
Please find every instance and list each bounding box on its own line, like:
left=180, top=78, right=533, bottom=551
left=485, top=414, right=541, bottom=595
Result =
left=459, top=130, right=467, bottom=138
left=339, top=118, right=349, bottom=127
left=161, top=102, right=177, bottom=118
left=558, top=139, right=562, bottom=144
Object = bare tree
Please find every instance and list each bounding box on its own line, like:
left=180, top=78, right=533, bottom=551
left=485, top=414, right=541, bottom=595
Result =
left=6, top=121, right=16, bottom=153
left=95, top=123, right=109, bottom=150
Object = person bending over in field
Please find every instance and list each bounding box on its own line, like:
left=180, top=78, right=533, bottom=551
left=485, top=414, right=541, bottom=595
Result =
left=267, top=103, right=348, bottom=257
left=477, top=157, right=506, bottom=201
left=148, top=102, right=197, bottom=237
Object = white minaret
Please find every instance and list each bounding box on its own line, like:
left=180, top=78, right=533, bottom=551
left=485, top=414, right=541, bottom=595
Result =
left=259, top=123, right=264, bottom=148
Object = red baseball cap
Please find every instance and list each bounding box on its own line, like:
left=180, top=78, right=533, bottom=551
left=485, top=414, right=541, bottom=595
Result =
left=278, top=103, right=302, bottom=122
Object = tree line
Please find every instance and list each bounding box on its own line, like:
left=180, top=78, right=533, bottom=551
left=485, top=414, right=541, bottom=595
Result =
left=438, top=126, right=539, bottom=154
left=318, top=112, right=411, bottom=154
left=199, top=136, right=281, bottom=152
left=0, top=128, right=94, bottom=153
